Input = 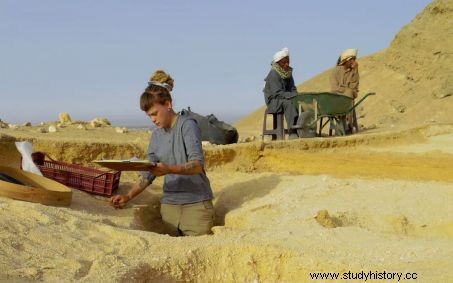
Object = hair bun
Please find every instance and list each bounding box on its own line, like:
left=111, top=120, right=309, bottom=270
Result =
left=149, top=70, right=174, bottom=91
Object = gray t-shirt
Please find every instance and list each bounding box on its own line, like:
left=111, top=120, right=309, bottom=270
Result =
left=143, top=114, right=213, bottom=204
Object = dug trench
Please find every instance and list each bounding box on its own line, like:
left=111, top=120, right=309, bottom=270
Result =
left=0, top=124, right=452, bottom=282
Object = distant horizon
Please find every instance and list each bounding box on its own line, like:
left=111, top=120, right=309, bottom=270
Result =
left=0, top=108, right=247, bottom=127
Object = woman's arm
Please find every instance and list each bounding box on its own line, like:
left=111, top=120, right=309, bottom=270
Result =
left=149, top=160, right=203, bottom=176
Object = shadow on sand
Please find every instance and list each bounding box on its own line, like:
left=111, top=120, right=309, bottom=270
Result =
left=214, top=174, right=281, bottom=226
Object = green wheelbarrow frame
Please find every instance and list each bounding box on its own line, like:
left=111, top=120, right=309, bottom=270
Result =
left=291, top=92, right=376, bottom=136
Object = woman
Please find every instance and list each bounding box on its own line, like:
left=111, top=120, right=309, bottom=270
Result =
left=110, top=70, right=214, bottom=236
left=263, top=47, right=299, bottom=139
left=330, top=48, right=360, bottom=134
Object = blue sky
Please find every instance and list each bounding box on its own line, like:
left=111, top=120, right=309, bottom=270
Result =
left=0, top=0, right=431, bottom=126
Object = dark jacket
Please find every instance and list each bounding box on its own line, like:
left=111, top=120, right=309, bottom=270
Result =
left=263, top=69, right=297, bottom=113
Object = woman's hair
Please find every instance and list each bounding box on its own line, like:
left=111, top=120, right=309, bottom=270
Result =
left=140, top=84, right=172, bottom=112
left=149, top=70, right=174, bottom=91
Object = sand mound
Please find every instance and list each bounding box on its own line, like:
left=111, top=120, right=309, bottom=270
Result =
left=235, top=0, right=453, bottom=138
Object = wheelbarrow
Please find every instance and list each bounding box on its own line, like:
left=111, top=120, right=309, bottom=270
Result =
left=291, top=92, right=376, bottom=136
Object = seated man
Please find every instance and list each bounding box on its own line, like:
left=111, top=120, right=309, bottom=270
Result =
left=263, top=47, right=299, bottom=139
left=330, top=48, right=360, bottom=134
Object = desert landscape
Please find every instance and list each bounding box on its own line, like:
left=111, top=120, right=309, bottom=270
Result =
left=1, top=0, right=452, bottom=282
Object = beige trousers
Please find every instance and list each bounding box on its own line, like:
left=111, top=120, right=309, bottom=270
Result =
left=160, top=200, right=214, bottom=236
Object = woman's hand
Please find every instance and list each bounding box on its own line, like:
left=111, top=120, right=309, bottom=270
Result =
left=110, top=195, right=130, bottom=209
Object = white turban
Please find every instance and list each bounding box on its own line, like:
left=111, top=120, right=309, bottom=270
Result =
left=339, top=48, right=358, bottom=63
left=273, top=47, right=289, bottom=62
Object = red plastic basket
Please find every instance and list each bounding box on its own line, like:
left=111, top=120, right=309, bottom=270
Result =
left=27, top=152, right=121, bottom=196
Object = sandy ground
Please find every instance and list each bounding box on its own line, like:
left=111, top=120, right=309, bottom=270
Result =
left=0, top=123, right=452, bottom=282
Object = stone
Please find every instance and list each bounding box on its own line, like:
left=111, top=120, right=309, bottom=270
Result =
left=48, top=125, right=57, bottom=133
left=239, top=135, right=257, bottom=143
left=390, top=100, right=406, bottom=113
left=314, top=210, right=337, bottom=228
left=90, top=120, right=102, bottom=128
left=0, top=120, right=8, bottom=128
left=58, top=112, right=72, bottom=124
left=115, top=127, right=128, bottom=134
left=90, top=118, right=111, bottom=128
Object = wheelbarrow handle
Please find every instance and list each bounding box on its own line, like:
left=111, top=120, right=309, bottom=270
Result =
left=348, top=92, right=376, bottom=112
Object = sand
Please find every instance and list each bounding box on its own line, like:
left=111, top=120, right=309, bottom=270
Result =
left=0, top=122, right=452, bottom=282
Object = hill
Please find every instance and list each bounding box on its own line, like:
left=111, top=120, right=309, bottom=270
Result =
left=235, top=0, right=453, bottom=138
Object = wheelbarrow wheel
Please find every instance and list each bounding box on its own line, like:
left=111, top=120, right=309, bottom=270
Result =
left=296, top=110, right=317, bottom=138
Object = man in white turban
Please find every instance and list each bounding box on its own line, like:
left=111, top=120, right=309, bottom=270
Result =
left=273, top=47, right=290, bottom=63
left=263, top=47, right=299, bottom=139
left=330, top=48, right=360, bottom=134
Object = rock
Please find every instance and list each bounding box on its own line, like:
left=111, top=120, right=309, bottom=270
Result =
left=76, top=124, right=86, bottom=130
left=433, top=91, right=452, bottom=99
left=90, top=120, right=102, bottom=128
left=8, top=124, right=18, bottom=130
left=433, top=73, right=453, bottom=99
left=314, top=210, right=337, bottom=228
left=90, top=118, right=111, bottom=128
left=115, top=127, right=128, bottom=134
left=48, top=125, right=57, bottom=133
left=58, top=112, right=72, bottom=124
left=239, top=135, right=256, bottom=143
left=0, top=120, right=8, bottom=128
left=390, top=100, right=406, bottom=113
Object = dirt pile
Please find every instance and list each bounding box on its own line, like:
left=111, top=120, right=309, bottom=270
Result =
left=235, top=0, right=453, bottom=138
